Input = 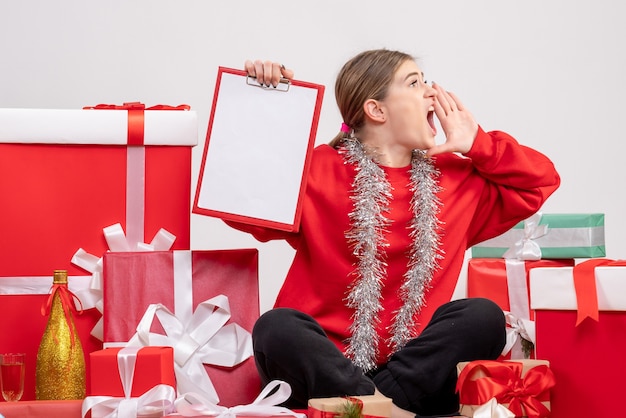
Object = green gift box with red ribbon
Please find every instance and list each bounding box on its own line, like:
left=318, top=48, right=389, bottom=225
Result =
left=529, top=259, right=626, bottom=418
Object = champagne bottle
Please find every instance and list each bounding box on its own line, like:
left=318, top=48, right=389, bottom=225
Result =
left=35, top=270, right=86, bottom=399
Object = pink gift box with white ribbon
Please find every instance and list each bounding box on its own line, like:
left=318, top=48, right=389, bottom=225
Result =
left=102, top=249, right=261, bottom=407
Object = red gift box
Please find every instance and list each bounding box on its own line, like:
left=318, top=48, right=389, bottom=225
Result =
left=0, top=276, right=100, bottom=402
left=0, top=105, right=197, bottom=277
left=467, top=258, right=574, bottom=359
left=0, top=105, right=196, bottom=400
left=102, top=249, right=261, bottom=407
left=89, top=346, right=175, bottom=397
left=456, top=359, right=554, bottom=418
left=530, top=260, right=626, bottom=418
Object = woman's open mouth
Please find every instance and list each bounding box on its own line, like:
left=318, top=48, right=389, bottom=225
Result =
left=427, top=107, right=437, bottom=136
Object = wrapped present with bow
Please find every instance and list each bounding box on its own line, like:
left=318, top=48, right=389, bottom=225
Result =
left=308, top=392, right=393, bottom=418
left=529, top=259, right=626, bottom=417
left=82, top=345, right=177, bottom=418
left=102, top=249, right=260, bottom=407
left=0, top=102, right=196, bottom=400
left=89, top=346, right=176, bottom=398
left=471, top=398, right=515, bottom=418
left=467, top=258, right=574, bottom=359
left=165, top=380, right=306, bottom=418
left=456, top=359, right=555, bottom=418
left=471, top=213, right=605, bottom=259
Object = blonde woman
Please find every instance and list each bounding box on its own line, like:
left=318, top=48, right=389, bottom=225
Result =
left=233, top=50, right=559, bottom=417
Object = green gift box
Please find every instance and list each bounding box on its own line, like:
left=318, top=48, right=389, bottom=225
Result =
left=471, top=213, right=605, bottom=259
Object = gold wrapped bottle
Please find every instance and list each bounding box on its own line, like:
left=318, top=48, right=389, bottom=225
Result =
left=35, top=270, right=86, bottom=399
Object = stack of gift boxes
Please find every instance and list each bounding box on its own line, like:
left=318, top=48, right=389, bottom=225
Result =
left=3, top=103, right=624, bottom=418
left=460, top=212, right=625, bottom=417
left=0, top=104, right=267, bottom=416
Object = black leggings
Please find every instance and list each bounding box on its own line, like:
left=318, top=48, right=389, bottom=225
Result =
left=252, top=298, right=505, bottom=417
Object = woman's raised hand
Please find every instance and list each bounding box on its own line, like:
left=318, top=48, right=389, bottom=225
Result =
left=244, top=60, right=294, bottom=87
left=427, top=83, right=479, bottom=157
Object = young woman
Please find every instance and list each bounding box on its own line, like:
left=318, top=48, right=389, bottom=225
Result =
left=234, top=49, right=560, bottom=417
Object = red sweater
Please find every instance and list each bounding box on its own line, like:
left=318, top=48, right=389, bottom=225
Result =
left=227, top=127, right=560, bottom=365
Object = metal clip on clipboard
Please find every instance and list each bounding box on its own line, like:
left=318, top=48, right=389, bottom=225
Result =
left=246, top=75, right=291, bottom=92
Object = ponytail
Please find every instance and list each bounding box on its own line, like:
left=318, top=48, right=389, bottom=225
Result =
left=329, top=122, right=352, bottom=149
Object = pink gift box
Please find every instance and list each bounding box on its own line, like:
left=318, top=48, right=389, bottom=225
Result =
left=530, top=261, right=626, bottom=417
left=102, top=249, right=261, bottom=407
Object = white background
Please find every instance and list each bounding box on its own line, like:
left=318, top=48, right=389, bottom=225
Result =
left=2, top=0, right=624, bottom=313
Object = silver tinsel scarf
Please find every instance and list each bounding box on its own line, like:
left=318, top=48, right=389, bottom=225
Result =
left=340, top=138, right=443, bottom=372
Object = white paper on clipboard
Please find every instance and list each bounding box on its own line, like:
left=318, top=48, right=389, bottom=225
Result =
left=193, top=67, right=324, bottom=231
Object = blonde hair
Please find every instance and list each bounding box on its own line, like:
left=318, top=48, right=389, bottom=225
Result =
left=329, top=49, right=415, bottom=148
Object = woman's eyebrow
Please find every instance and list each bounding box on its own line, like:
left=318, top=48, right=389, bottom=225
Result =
left=404, top=71, right=425, bottom=81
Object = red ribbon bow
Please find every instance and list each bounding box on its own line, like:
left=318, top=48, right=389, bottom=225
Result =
left=82, top=102, right=190, bottom=145
left=573, top=258, right=626, bottom=326
left=456, top=360, right=555, bottom=418
left=41, top=284, right=84, bottom=346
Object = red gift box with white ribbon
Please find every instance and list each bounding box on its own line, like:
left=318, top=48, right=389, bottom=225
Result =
left=89, top=346, right=176, bottom=397
left=467, top=258, right=574, bottom=359
left=83, top=346, right=176, bottom=417
left=0, top=103, right=196, bottom=400
left=530, top=259, right=626, bottom=418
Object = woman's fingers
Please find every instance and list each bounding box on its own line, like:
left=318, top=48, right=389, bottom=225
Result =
left=244, top=59, right=294, bottom=87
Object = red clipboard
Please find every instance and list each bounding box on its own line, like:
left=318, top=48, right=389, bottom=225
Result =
left=193, top=67, right=325, bottom=232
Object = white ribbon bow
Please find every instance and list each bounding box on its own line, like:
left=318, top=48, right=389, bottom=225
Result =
left=503, top=213, right=548, bottom=260
left=473, top=398, right=515, bottom=418
left=71, top=222, right=175, bottom=339
left=174, top=380, right=302, bottom=418
left=501, top=311, right=535, bottom=359
left=126, top=295, right=253, bottom=403
left=81, top=346, right=176, bottom=418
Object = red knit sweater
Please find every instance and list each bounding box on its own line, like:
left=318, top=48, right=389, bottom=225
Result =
left=227, top=127, right=560, bottom=365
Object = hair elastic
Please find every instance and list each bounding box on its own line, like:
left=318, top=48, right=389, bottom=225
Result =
left=340, top=122, right=351, bottom=133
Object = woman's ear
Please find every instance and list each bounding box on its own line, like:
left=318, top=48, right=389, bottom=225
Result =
left=363, top=99, right=386, bottom=123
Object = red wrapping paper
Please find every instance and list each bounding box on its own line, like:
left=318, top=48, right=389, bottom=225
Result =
left=102, top=249, right=261, bottom=407
left=467, top=258, right=574, bottom=359
left=0, top=107, right=194, bottom=401
left=534, top=310, right=626, bottom=417
left=467, top=258, right=575, bottom=319
left=456, top=359, right=554, bottom=418
left=0, top=144, right=192, bottom=277
left=530, top=263, right=626, bottom=417
left=0, top=292, right=101, bottom=401
left=0, top=400, right=82, bottom=418
left=89, top=346, right=175, bottom=397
